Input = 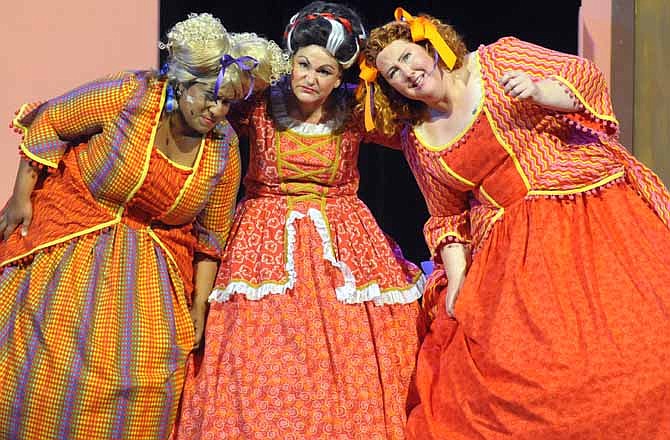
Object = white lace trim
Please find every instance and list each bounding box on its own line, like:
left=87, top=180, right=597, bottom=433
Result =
left=208, top=207, right=425, bottom=306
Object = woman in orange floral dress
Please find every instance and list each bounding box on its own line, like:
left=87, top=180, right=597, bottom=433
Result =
left=173, top=2, right=425, bottom=439
left=357, top=7, right=670, bottom=440
left=0, top=14, right=288, bottom=440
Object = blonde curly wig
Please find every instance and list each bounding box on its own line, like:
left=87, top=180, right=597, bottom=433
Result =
left=159, top=14, right=291, bottom=100
left=357, top=15, right=468, bottom=136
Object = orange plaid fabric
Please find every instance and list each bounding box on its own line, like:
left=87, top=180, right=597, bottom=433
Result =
left=1, top=71, right=240, bottom=438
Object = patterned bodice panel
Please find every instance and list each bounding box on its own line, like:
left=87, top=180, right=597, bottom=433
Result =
left=243, top=103, right=362, bottom=199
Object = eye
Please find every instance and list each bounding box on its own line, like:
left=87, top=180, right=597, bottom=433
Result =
left=298, top=61, right=309, bottom=68
left=402, top=52, right=411, bottom=62
left=318, top=68, right=334, bottom=77
left=388, top=68, right=398, bottom=79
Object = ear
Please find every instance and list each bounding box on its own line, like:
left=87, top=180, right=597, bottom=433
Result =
left=334, top=77, right=342, bottom=89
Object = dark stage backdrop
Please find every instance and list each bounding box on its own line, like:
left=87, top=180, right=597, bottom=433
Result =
left=160, top=0, right=581, bottom=264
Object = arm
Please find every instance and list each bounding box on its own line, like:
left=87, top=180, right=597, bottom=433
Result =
left=500, top=72, right=581, bottom=112
left=491, top=38, right=618, bottom=136
left=190, top=257, right=218, bottom=350
left=189, top=134, right=242, bottom=349
left=440, top=243, right=470, bottom=317
left=0, top=160, right=41, bottom=240
left=11, top=72, right=137, bottom=170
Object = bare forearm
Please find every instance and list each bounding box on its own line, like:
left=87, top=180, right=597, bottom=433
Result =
left=440, top=243, right=469, bottom=284
left=13, top=160, right=40, bottom=201
left=531, top=78, right=581, bottom=112
left=193, top=257, right=219, bottom=305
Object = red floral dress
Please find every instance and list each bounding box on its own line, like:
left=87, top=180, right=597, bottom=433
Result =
left=174, top=86, right=426, bottom=439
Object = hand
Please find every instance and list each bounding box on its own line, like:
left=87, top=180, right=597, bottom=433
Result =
left=189, top=300, right=208, bottom=351
left=500, top=71, right=540, bottom=100
left=445, top=274, right=465, bottom=318
left=0, top=195, right=33, bottom=240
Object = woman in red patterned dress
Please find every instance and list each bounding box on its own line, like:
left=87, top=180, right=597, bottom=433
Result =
left=357, top=7, right=670, bottom=439
left=0, top=14, right=288, bottom=439
left=174, top=2, right=425, bottom=439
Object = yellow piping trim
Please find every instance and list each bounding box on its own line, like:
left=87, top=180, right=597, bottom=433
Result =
left=155, top=147, right=193, bottom=171
left=437, top=157, right=475, bottom=187
left=0, top=218, right=120, bottom=268
left=119, top=82, right=167, bottom=216
left=490, top=208, right=505, bottom=225
left=146, top=227, right=186, bottom=301
left=19, top=144, right=58, bottom=169
left=166, top=137, right=205, bottom=215
left=482, top=107, right=532, bottom=190
left=550, top=75, right=619, bottom=124
left=479, top=185, right=503, bottom=209
left=431, top=231, right=470, bottom=256
left=328, top=136, right=342, bottom=184
left=527, top=171, right=624, bottom=196
left=13, top=103, right=59, bottom=169
left=412, top=53, right=485, bottom=152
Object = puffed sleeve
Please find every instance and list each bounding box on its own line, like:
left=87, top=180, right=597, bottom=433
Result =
left=488, top=37, right=618, bottom=137
left=10, top=72, right=138, bottom=171
left=193, top=134, right=242, bottom=260
left=423, top=189, right=471, bottom=261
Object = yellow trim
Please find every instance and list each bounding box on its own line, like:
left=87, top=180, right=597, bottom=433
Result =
left=437, top=157, right=475, bottom=187
left=19, top=144, right=58, bottom=169
left=550, top=75, right=619, bottom=125
left=490, top=208, right=505, bottom=225
left=13, top=103, right=59, bottom=169
left=0, top=218, right=120, bottom=267
left=412, top=53, right=485, bottom=152
left=527, top=171, right=624, bottom=196
left=479, top=185, right=503, bottom=209
left=328, top=136, right=342, bottom=185
left=155, top=147, right=194, bottom=171
left=431, top=231, right=469, bottom=256
left=165, top=137, right=206, bottom=215
left=482, top=107, right=532, bottom=190
left=119, top=81, right=168, bottom=216
left=146, top=227, right=186, bottom=305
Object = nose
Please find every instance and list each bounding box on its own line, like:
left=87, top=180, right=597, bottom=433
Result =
left=304, top=69, right=317, bottom=84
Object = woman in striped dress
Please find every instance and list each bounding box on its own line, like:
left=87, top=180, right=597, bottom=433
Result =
left=0, top=14, right=288, bottom=439
left=358, top=8, right=670, bottom=439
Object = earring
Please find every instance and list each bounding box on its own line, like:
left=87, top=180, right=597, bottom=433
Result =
left=165, top=83, right=178, bottom=112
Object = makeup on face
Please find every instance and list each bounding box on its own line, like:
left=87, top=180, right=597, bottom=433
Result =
left=376, top=40, right=440, bottom=101
left=177, top=82, right=231, bottom=135
left=290, top=45, right=342, bottom=106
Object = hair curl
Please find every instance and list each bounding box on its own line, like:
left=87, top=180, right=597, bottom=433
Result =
left=218, top=33, right=292, bottom=100
left=160, top=13, right=231, bottom=85
left=160, top=14, right=291, bottom=100
left=357, top=15, right=468, bottom=136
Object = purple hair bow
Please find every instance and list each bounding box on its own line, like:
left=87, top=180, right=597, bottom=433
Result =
left=213, top=54, right=260, bottom=100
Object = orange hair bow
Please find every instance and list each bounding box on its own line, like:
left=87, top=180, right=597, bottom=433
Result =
left=394, top=7, right=457, bottom=70
left=358, top=57, right=378, bottom=131
left=358, top=7, right=458, bottom=131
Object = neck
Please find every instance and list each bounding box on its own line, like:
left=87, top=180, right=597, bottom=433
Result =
left=290, top=96, right=329, bottom=124
left=427, top=57, right=472, bottom=116
left=169, top=111, right=199, bottom=138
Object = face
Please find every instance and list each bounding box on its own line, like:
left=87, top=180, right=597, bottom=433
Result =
left=177, top=82, right=232, bottom=135
left=290, top=45, right=342, bottom=107
left=376, top=39, right=442, bottom=103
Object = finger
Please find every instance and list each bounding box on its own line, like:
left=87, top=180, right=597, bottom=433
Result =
left=517, top=88, right=535, bottom=100
left=500, top=71, right=522, bottom=86
left=21, top=214, right=32, bottom=237
left=3, top=221, right=18, bottom=241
